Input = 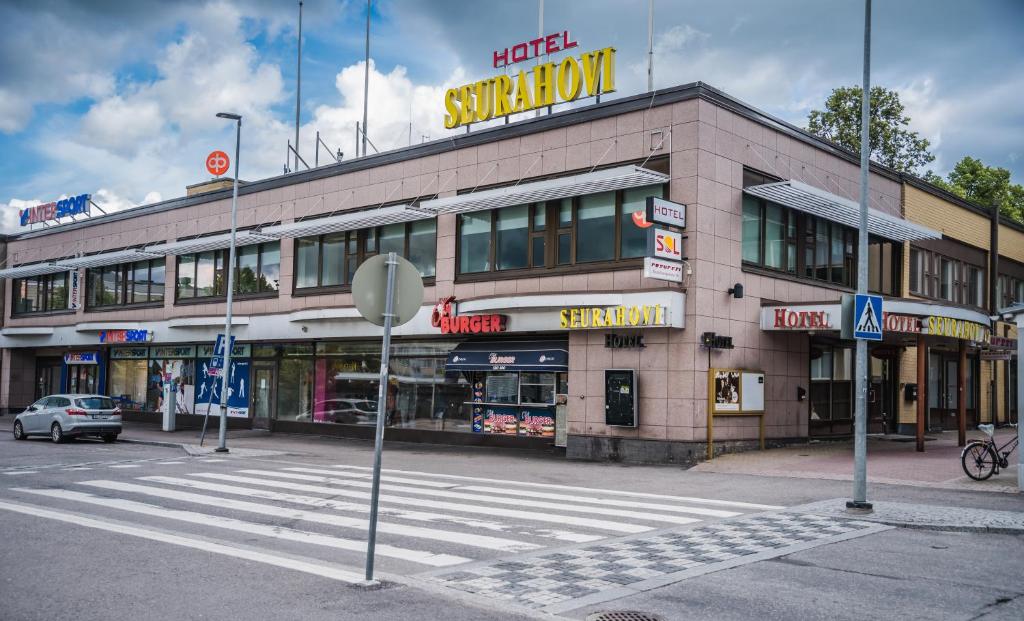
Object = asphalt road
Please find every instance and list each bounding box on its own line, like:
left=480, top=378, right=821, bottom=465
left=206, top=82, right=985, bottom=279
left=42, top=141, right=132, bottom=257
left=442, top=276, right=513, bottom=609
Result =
left=1, top=430, right=1022, bottom=620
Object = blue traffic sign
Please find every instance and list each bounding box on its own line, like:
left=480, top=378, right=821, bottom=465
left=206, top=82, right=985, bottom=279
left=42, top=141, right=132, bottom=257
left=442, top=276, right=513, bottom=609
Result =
left=853, top=294, right=883, bottom=341
left=210, top=334, right=236, bottom=370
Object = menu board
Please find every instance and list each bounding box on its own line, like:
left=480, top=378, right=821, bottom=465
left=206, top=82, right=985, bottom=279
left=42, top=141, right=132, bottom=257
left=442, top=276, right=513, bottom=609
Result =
left=485, top=373, right=519, bottom=404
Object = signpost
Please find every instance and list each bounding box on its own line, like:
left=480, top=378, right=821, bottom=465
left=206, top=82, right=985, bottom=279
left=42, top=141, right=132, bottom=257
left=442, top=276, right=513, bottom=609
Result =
left=199, top=333, right=235, bottom=446
left=351, top=252, right=423, bottom=582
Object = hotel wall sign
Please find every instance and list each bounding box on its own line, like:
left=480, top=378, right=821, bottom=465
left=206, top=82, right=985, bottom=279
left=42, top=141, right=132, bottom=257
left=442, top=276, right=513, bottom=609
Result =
left=646, top=197, right=686, bottom=228
left=444, top=31, right=615, bottom=129
left=561, top=304, right=666, bottom=329
left=431, top=296, right=508, bottom=335
left=767, top=307, right=835, bottom=330
left=926, top=316, right=988, bottom=342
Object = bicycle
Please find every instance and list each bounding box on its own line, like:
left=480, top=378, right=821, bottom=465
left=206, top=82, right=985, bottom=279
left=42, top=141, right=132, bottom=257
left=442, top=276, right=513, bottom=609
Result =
left=961, top=424, right=1019, bottom=481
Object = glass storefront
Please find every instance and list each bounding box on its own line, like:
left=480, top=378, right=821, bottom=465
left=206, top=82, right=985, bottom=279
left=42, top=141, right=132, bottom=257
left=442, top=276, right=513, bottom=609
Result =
left=109, top=347, right=151, bottom=410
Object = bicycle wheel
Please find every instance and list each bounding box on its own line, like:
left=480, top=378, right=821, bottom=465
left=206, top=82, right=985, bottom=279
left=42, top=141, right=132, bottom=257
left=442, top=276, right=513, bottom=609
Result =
left=962, top=442, right=997, bottom=481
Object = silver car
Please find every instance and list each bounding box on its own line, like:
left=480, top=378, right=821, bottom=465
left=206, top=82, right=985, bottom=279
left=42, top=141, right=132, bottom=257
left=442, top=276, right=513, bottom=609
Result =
left=12, top=394, right=122, bottom=443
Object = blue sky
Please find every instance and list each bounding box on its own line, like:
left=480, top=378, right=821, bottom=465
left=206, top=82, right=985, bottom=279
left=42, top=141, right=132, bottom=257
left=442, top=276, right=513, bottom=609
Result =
left=1, top=0, right=1022, bottom=233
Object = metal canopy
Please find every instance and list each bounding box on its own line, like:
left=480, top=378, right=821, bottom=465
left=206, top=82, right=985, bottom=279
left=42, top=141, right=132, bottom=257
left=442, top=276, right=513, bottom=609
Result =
left=0, top=262, right=66, bottom=279
left=56, top=248, right=164, bottom=270
left=420, top=165, right=669, bottom=215
left=145, top=230, right=278, bottom=256
left=744, top=180, right=940, bottom=242
left=260, top=204, right=432, bottom=239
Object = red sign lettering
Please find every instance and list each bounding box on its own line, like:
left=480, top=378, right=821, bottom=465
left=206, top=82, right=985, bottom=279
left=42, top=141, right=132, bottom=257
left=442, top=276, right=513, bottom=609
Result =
left=772, top=308, right=831, bottom=330
left=432, top=296, right=507, bottom=334
left=493, top=30, right=579, bottom=68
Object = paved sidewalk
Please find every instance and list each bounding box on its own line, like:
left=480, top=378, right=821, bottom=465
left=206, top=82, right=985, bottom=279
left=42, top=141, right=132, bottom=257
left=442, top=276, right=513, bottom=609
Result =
left=792, top=498, right=1024, bottom=533
left=694, top=428, right=1021, bottom=493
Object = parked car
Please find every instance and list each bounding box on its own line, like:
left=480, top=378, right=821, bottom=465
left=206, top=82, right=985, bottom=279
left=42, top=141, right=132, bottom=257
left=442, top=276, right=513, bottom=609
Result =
left=12, top=394, right=122, bottom=443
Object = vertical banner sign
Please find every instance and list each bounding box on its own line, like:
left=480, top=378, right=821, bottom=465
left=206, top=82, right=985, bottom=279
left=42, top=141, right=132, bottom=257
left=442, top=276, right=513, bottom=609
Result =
left=68, top=270, right=81, bottom=310
left=196, top=359, right=249, bottom=418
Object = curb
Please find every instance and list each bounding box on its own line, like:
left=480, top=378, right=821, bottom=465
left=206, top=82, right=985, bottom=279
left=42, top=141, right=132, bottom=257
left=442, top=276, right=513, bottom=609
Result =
left=864, top=520, right=1024, bottom=535
left=118, top=437, right=209, bottom=456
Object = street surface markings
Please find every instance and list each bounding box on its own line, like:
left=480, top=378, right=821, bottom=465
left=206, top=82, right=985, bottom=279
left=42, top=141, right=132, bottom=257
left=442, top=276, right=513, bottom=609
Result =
left=0, top=499, right=371, bottom=585
left=328, top=464, right=783, bottom=511
left=192, top=472, right=646, bottom=536
left=138, top=475, right=603, bottom=544
left=267, top=468, right=702, bottom=526
left=157, top=462, right=185, bottom=465
left=423, top=513, right=892, bottom=614
left=108, top=464, right=141, bottom=469
left=65, top=467, right=93, bottom=471
left=3, top=471, right=39, bottom=475
left=12, top=488, right=466, bottom=567
left=75, top=480, right=538, bottom=552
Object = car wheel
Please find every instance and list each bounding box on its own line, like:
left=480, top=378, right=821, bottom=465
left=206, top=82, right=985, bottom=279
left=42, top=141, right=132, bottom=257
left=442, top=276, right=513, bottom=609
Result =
left=102, top=434, right=118, bottom=443
left=51, top=423, right=65, bottom=444
left=13, top=421, right=26, bottom=440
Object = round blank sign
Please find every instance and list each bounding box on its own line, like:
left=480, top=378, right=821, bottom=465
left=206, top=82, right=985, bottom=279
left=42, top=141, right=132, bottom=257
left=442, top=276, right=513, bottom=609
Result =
left=351, top=253, right=424, bottom=327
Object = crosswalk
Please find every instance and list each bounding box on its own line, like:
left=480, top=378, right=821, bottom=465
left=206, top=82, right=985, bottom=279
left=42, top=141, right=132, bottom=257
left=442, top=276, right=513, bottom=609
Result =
left=0, top=461, right=783, bottom=586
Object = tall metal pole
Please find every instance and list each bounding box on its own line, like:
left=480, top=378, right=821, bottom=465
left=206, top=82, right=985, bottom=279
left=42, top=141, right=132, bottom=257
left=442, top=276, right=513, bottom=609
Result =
left=849, top=0, right=872, bottom=511
left=217, top=115, right=242, bottom=454
left=294, top=1, right=303, bottom=172
left=647, top=0, right=654, bottom=92
left=365, top=251, right=397, bottom=581
left=361, top=0, right=370, bottom=159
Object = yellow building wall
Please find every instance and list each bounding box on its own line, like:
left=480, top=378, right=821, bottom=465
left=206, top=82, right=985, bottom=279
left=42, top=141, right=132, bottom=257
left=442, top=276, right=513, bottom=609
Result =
left=999, top=224, right=1024, bottom=264
left=904, top=184, right=991, bottom=250
left=898, top=346, right=918, bottom=425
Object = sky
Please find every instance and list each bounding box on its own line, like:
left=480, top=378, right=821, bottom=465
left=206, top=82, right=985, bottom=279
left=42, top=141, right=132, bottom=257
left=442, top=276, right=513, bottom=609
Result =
left=1, top=0, right=1022, bottom=234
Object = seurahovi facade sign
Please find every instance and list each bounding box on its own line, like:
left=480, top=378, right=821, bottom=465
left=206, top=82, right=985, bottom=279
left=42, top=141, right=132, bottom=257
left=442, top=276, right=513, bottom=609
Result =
left=444, top=34, right=615, bottom=129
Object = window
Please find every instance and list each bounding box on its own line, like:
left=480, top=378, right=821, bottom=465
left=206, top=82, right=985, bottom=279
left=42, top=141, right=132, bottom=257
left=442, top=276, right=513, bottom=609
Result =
left=742, top=196, right=856, bottom=287
left=519, top=372, right=556, bottom=405
left=86, top=260, right=166, bottom=309
left=998, top=273, right=1024, bottom=308
left=910, top=246, right=986, bottom=308
left=868, top=238, right=901, bottom=296
left=176, top=242, right=280, bottom=300
left=456, top=185, right=664, bottom=275
left=13, top=272, right=69, bottom=315
left=294, top=220, right=435, bottom=290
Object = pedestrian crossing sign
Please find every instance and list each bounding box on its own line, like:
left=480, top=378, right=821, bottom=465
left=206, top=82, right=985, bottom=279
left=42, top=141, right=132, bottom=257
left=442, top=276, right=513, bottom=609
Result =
left=853, top=293, right=883, bottom=341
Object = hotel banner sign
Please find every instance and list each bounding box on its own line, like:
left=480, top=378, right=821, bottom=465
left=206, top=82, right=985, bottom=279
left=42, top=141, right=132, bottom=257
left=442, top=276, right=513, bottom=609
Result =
left=561, top=304, right=666, bottom=329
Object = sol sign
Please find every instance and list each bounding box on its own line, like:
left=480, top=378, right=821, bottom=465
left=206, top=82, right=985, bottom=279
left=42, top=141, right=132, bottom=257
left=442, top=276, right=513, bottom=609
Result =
left=444, top=34, right=615, bottom=129
left=648, top=228, right=682, bottom=261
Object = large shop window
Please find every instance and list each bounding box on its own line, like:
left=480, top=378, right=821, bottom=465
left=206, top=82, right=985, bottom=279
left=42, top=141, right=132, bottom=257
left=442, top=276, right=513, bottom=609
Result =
left=13, top=272, right=68, bottom=315
left=456, top=184, right=664, bottom=275
left=810, top=345, right=853, bottom=424
left=909, top=246, right=986, bottom=308
left=86, top=260, right=166, bottom=309
left=176, top=242, right=280, bottom=300
left=294, top=220, right=436, bottom=291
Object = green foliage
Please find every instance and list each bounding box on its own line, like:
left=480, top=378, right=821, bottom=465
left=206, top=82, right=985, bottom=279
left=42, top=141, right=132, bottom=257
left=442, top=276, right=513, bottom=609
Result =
left=924, top=156, right=1024, bottom=223
left=807, top=86, right=935, bottom=173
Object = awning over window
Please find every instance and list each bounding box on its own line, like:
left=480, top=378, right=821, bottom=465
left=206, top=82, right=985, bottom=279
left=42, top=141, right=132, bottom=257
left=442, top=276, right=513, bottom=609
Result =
left=420, top=165, right=668, bottom=215
left=743, top=180, right=941, bottom=242
left=145, top=230, right=278, bottom=256
left=260, top=204, right=433, bottom=239
left=57, top=248, right=163, bottom=270
left=0, top=262, right=66, bottom=279
left=444, top=340, right=569, bottom=372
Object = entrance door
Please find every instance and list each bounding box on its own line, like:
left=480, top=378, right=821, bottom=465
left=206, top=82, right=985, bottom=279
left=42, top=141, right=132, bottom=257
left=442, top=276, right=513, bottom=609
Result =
left=251, top=363, right=276, bottom=430
left=35, top=357, right=62, bottom=399
left=927, top=351, right=971, bottom=431
left=67, top=364, right=98, bottom=395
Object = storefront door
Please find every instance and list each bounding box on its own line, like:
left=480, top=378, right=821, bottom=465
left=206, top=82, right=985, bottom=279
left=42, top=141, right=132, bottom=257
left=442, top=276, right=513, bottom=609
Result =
left=251, top=362, right=276, bottom=429
left=35, top=357, right=62, bottom=399
left=927, top=352, right=977, bottom=431
left=868, top=356, right=896, bottom=434
left=67, top=364, right=98, bottom=395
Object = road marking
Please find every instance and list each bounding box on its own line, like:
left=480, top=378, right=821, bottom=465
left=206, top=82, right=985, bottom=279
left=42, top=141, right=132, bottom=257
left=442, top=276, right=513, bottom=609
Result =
left=3, top=471, right=38, bottom=475
left=203, top=459, right=227, bottom=463
left=109, top=464, right=140, bottom=469
left=327, top=464, right=783, bottom=511
left=272, top=469, right=701, bottom=526
left=451, top=486, right=740, bottom=518
left=76, top=480, right=538, bottom=552
left=157, top=462, right=185, bottom=465
left=141, top=475, right=602, bottom=544
left=14, top=488, right=467, bottom=567
left=66, top=467, right=93, bottom=471
left=196, top=472, right=645, bottom=535
left=0, top=499, right=371, bottom=585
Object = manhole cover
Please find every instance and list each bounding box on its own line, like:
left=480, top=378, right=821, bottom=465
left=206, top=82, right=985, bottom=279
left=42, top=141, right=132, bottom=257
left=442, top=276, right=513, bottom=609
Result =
left=586, top=612, right=665, bottom=621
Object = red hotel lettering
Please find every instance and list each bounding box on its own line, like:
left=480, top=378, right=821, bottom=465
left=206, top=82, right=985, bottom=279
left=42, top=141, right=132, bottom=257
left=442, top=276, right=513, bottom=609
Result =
left=882, top=312, right=920, bottom=333
left=773, top=309, right=829, bottom=329
left=493, top=30, right=579, bottom=67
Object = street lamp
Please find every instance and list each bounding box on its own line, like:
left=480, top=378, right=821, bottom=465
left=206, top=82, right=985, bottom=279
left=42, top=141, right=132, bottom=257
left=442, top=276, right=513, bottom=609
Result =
left=215, top=111, right=242, bottom=453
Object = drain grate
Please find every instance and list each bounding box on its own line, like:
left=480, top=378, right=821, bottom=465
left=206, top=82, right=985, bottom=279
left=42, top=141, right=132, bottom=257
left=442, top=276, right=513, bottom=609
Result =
left=586, top=612, right=665, bottom=621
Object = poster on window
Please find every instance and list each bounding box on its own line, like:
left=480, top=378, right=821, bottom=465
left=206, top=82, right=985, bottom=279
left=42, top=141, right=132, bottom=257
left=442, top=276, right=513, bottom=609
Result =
left=196, top=359, right=250, bottom=418
left=151, top=359, right=195, bottom=416
left=482, top=406, right=520, bottom=434
left=519, top=408, right=555, bottom=437
left=712, top=370, right=741, bottom=412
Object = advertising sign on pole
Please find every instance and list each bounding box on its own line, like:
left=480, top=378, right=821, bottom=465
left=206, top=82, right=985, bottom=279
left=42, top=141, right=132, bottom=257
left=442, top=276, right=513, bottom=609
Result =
left=647, top=227, right=682, bottom=261
left=643, top=257, right=683, bottom=283
left=645, top=196, right=686, bottom=228
left=206, top=150, right=230, bottom=177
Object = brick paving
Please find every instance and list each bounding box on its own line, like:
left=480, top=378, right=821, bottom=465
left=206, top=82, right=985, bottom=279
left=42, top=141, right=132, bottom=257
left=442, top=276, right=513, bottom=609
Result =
left=794, top=498, right=1024, bottom=533
left=693, top=428, right=1021, bottom=493
left=423, top=512, right=887, bottom=613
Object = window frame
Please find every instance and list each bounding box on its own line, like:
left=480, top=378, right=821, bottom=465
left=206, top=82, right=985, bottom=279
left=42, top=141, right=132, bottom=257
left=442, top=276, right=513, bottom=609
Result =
left=175, top=242, right=281, bottom=303
left=454, top=184, right=666, bottom=280
left=909, top=245, right=987, bottom=309
left=292, top=221, right=436, bottom=295
left=12, top=271, right=71, bottom=316
left=85, top=259, right=167, bottom=311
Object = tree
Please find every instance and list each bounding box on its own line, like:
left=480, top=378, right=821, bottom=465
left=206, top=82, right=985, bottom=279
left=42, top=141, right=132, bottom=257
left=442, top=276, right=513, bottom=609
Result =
left=807, top=86, right=935, bottom=173
left=924, top=156, right=1024, bottom=223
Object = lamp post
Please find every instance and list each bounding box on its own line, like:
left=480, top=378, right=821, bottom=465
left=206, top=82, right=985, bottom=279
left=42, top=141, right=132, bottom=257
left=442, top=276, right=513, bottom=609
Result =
left=215, top=111, right=242, bottom=454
